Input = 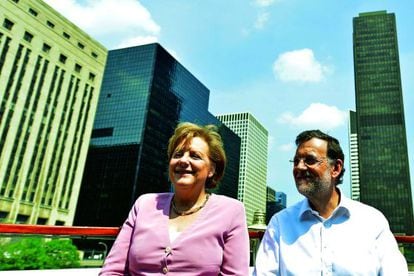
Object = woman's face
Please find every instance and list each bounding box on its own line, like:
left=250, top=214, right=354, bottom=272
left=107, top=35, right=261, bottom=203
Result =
left=169, top=137, right=215, bottom=192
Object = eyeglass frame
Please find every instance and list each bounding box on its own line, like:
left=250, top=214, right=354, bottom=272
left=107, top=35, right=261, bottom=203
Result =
left=289, top=155, right=331, bottom=167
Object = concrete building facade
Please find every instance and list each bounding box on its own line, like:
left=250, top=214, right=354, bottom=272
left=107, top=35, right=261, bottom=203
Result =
left=0, top=0, right=107, bottom=225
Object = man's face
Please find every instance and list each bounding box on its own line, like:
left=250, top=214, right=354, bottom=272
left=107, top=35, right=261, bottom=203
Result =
left=292, top=138, right=334, bottom=198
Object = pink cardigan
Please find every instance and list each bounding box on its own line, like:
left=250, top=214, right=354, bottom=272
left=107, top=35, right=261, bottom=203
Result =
left=100, top=193, right=250, bottom=275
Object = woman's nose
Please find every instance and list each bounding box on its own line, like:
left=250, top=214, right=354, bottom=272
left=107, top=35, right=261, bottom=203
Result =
left=178, top=154, right=190, bottom=164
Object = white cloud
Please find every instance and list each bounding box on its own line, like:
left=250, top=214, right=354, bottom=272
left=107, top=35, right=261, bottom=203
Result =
left=273, top=49, right=332, bottom=83
left=116, top=35, right=158, bottom=49
left=254, top=0, right=276, bottom=7
left=254, top=12, right=270, bottom=29
left=164, top=48, right=180, bottom=62
left=44, top=0, right=160, bottom=47
left=247, top=0, right=281, bottom=33
left=278, top=103, right=347, bottom=130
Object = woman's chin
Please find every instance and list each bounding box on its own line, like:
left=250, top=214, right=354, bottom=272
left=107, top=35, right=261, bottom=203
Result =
left=173, top=180, right=194, bottom=189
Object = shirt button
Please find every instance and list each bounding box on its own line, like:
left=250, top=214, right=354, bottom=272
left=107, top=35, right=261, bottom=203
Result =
left=162, top=267, right=168, bottom=274
left=165, top=246, right=171, bottom=254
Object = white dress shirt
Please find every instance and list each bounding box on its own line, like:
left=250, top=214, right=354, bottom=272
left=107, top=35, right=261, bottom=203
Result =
left=253, top=191, right=408, bottom=276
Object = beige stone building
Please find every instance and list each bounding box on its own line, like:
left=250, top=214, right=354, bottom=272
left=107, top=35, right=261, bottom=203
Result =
left=0, top=0, right=107, bottom=225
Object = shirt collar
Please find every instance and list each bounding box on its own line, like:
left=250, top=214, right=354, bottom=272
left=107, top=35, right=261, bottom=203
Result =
left=299, top=187, right=351, bottom=220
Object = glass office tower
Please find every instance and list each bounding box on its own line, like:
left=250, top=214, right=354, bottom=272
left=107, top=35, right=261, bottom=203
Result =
left=75, top=44, right=240, bottom=226
left=0, top=0, right=106, bottom=225
left=353, top=11, right=414, bottom=234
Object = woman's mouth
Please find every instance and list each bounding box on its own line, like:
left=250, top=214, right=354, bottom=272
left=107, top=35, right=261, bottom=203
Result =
left=175, top=170, right=194, bottom=175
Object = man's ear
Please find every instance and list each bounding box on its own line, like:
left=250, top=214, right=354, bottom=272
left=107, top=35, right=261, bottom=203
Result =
left=331, top=159, right=343, bottom=179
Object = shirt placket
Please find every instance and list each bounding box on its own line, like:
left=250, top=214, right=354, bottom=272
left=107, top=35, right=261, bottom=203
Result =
left=320, top=220, right=333, bottom=276
left=162, top=246, right=172, bottom=274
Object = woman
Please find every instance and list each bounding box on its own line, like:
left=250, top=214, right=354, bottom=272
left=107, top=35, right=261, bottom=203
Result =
left=100, top=122, right=249, bottom=275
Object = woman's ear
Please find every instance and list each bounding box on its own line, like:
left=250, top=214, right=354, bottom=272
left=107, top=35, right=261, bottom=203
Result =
left=209, top=162, right=216, bottom=178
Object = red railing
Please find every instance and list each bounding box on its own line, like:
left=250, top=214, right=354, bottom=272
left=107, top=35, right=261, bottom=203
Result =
left=0, top=223, right=412, bottom=243
left=0, top=223, right=265, bottom=239
left=0, top=223, right=120, bottom=238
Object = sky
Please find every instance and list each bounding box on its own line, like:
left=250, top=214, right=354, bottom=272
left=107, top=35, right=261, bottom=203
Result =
left=44, top=0, right=414, bottom=206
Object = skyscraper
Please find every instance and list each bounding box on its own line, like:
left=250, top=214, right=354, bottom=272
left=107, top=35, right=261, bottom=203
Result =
left=0, top=0, right=107, bottom=225
left=216, top=112, right=268, bottom=224
left=74, top=44, right=241, bottom=226
left=353, top=11, right=414, bottom=234
left=275, top=192, right=287, bottom=208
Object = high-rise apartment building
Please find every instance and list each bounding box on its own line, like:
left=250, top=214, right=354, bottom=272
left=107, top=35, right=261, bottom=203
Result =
left=0, top=0, right=107, bottom=225
left=349, top=110, right=360, bottom=201
left=353, top=11, right=414, bottom=234
left=216, top=112, right=268, bottom=224
left=74, top=44, right=241, bottom=226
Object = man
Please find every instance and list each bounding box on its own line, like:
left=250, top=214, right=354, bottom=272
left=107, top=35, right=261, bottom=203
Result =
left=254, top=130, right=408, bottom=275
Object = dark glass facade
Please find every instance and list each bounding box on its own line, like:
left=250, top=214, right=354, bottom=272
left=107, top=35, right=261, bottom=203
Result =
left=74, top=44, right=240, bottom=226
left=353, top=11, right=414, bottom=234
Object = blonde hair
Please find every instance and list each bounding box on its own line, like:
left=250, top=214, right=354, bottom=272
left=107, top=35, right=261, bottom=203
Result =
left=168, top=122, right=226, bottom=189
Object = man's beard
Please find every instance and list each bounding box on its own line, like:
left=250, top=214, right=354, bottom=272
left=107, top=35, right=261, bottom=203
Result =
left=296, top=170, right=331, bottom=198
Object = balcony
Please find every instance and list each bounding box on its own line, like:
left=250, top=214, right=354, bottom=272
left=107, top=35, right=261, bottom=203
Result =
left=0, top=223, right=412, bottom=275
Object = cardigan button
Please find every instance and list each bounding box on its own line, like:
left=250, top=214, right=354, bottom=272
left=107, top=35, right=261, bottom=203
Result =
left=165, top=246, right=171, bottom=254
left=162, top=267, right=169, bottom=274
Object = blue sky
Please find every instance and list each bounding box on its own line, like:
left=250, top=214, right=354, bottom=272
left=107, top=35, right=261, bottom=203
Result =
left=44, top=0, right=414, bottom=206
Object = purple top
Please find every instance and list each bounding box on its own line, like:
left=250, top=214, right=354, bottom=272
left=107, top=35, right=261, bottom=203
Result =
left=100, top=193, right=250, bottom=275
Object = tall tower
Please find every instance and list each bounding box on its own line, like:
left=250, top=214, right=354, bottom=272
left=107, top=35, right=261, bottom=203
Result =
left=0, top=0, right=107, bottom=225
left=353, top=11, right=414, bottom=234
left=348, top=110, right=360, bottom=201
left=216, top=112, right=268, bottom=224
left=74, top=44, right=241, bottom=226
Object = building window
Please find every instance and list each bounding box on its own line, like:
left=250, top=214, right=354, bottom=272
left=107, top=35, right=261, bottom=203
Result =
left=3, top=18, right=14, bottom=30
left=46, top=20, right=55, bottom=28
left=16, top=214, right=29, bottom=224
left=42, top=43, right=51, bottom=53
left=91, top=51, right=98, bottom=58
left=55, top=220, right=65, bottom=226
left=75, top=63, right=82, bottom=73
left=63, top=32, right=70, bottom=39
left=36, top=217, right=48, bottom=225
left=89, top=72, right=95, bottom=81
left=59, top=54, right=67, bottom=64
left=77, top=42, right=85, bottom=49
left=92, top=127, right=113, bottom=138
left=23, top=31, right=34, bottom=42
left=0, top=211, right=8, bottom=222
left=28, top=8, right=38, bottom=17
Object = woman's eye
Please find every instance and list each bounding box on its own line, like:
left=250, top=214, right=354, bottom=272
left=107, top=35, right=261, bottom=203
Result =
left=191, top=153, right=201, bottom=159
left=173, top=152, right=183, bottom=158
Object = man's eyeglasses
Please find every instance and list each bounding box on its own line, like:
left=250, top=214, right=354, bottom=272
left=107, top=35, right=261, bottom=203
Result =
left=289, top=156, right=328, bottom=167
